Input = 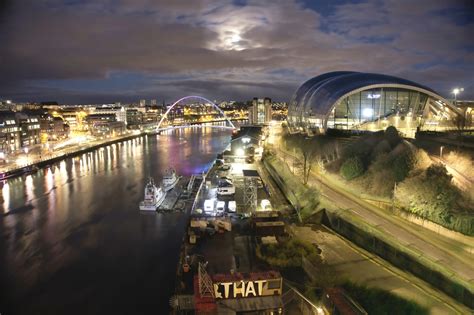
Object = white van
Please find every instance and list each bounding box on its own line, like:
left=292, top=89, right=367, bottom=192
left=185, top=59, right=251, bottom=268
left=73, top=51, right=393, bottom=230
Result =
left=260, top=199, right=272, bottom=211
left=216, top=201, right=225, bottom=214
left=228, top=200, right=237, bottom=213
left=204, top=199, right=214, bottom=213
left=217, top=185, right=235, bottom=196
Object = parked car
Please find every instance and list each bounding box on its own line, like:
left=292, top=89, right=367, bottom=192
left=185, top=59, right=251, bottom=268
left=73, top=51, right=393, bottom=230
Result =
left=216, top=201, right=225, bottom=214
left=204, top=199, right=214, bottom=213
left=217, top=185, right=235, bottom=196
left=228, top=200, right=237, bottom=213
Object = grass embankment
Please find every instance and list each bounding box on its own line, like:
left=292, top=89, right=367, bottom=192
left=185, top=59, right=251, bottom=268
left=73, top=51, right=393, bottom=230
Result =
left=256, top=238, right=321, bottom=268
left=323, top=127, right=474, bottom=236
left=342, top=282, right=429, bottom=315
left=264, top=154, right=320, bottom=220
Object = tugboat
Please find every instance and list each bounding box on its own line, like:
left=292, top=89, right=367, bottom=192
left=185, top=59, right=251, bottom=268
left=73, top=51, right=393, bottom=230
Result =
left=139, top=177, right=166, bottom=211
left=162, top=168, right=180, bottom=192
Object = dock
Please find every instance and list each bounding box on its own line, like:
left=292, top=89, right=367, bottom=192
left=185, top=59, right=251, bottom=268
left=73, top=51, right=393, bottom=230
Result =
left=157, top=174, right=205, bottom=213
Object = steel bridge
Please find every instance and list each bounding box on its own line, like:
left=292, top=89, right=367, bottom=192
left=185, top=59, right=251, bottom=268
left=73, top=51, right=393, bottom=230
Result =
left=155, top=95, right=236, bottom=133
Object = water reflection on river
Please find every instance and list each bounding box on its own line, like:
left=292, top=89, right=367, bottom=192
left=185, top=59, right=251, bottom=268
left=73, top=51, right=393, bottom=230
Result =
left=0, top=127, right=232, bottom=314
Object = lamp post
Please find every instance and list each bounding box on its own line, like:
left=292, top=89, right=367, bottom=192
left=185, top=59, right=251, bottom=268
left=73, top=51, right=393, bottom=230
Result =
left=452, top=88, right=464, bottom=106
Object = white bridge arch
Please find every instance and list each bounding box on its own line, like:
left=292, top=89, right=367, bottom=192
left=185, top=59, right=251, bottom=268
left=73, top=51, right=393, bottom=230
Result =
left=156, top=95, right=236, bottom=131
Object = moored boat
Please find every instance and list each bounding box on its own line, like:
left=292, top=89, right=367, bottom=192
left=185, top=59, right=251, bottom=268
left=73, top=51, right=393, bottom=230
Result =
left=162, top=168, right=180, bottom=192
left=139, top=177, right=166, bottom=211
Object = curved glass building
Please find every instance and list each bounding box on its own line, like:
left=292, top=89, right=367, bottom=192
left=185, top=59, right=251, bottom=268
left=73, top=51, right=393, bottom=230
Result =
left=288, top=71, right=461, bottom=136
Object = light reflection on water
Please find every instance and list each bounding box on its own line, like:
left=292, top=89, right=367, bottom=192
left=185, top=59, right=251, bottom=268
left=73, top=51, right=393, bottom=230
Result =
left=0, top=127, right=231, bottom=314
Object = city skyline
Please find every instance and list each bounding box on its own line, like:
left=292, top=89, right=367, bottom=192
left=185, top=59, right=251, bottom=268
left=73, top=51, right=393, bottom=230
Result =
left=0, top=0, right=473, bottom=103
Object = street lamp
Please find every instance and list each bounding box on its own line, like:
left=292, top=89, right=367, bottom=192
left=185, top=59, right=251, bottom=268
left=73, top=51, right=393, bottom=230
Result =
left=452, top=88, right=464, bottom=106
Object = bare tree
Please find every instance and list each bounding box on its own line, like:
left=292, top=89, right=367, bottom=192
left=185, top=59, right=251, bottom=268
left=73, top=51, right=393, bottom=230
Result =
left=283, top=134, right=324, bottom=185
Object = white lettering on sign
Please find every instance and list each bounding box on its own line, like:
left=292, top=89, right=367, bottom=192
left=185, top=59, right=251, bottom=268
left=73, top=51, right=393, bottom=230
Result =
left=212, top=278, right=282, bottom=299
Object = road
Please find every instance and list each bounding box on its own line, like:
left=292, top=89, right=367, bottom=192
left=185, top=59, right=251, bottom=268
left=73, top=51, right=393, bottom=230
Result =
left=290, top=225, right=472, bottom=314
left=430, top=155, right=473, bottom=193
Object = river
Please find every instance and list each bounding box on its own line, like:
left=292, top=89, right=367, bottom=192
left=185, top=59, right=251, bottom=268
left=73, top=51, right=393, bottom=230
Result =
left=0, top=126, right=232, bottom=314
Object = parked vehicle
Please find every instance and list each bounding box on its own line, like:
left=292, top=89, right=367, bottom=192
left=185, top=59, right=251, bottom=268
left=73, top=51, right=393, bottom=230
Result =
left=204, top=199, right=214, bottom=213
left=216, top=201, right=225, bottom=214
left=217, top=185, right=235, bottom=196
left=228, top=200, right=237, bottom=213
left=260, top=199, right=272, bottom=211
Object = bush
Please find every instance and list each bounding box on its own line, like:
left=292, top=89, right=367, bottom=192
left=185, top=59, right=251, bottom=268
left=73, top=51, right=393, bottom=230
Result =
left=342, top=282, right=429, bottom=315
left=385, top=126, right=402, bottom=148
left=340, top=156, right=364, bottom=180
left=395, top=164, right=474, bottom=235
left=256, top=239, right=322, bottom=268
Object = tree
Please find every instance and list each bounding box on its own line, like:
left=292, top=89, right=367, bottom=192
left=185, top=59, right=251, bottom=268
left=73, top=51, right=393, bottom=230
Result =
left=451, top=112, right=467, bottom=133
left=340, top=156, right=364, bottom=180
left=301, top=139, right=319, bottom=185
left=283, top=134, right=321, bottom=185
left=384, top=126, right=402, bottom=148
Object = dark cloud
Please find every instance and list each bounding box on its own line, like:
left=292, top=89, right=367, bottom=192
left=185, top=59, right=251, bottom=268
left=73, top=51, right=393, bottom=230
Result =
left=0, top=0, right=472, bottom=103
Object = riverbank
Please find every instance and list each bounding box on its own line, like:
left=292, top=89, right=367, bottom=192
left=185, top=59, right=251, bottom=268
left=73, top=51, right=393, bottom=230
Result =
left=0, top=132, right=144, bottom=180
left=1, top=118, right=246, bottom=181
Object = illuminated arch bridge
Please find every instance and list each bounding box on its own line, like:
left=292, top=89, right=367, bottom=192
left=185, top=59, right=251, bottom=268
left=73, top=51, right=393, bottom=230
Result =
left=287, top=71, right=464, bottom=136
left=156, top=95, right=236, bottom=132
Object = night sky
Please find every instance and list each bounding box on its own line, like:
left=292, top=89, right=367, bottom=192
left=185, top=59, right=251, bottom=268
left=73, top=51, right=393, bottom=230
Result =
left=0, top=0, right=473, bottom=104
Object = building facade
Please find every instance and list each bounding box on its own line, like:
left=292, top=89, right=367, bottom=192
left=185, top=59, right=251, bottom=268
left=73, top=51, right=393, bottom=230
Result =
left=16, top=113, right=41, bottom=147
left=288, top=72, right=463, bottom=136
left=249, top=98, right=272, bottom=125
left=0, top=111, right=21, bottom=154
left=93, top=106, right=126, bottom=125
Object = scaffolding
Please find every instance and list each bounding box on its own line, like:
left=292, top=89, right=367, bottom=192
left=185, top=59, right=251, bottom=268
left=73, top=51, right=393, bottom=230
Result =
left=198, top=262, right=214, bottom=298
left=244, top=177, right=258, bottom=212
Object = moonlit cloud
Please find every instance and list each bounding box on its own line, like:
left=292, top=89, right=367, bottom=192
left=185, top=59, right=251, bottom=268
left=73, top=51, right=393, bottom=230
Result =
left=0, top=0, right=472, bottom=103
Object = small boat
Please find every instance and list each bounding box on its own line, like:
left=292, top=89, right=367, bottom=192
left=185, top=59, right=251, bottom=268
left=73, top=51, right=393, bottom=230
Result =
left=139, top=178, right=166, bottom=211
left=162, top=168, right=180, bottom=192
